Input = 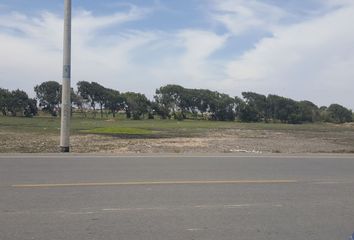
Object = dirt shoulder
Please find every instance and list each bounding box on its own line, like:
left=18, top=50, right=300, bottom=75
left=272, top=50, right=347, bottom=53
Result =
left=1, top=127, right=354, bottom=154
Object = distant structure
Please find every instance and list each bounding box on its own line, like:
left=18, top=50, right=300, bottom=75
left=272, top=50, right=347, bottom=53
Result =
left=60, top=0, right=71, bottom=152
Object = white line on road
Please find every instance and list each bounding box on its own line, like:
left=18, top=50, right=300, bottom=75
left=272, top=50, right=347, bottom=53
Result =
left=187, top=228, right=204, bottom=232
left=102, top=207, right=169, bottom=212
left=11, top=180, right=298, bottom=188
left=9, top=179, right=354, bottom=189
left=3, top=203, right=284, bottom=216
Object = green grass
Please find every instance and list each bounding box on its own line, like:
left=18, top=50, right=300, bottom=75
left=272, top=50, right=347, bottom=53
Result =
left=0, top=116, right=60, bottom=133
left=81, top=127, right=154, bottom=135
left=1, top=115, right=353, bottom=138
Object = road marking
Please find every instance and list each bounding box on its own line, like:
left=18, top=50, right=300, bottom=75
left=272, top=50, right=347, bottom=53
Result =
left=312, top=181, right=352, bottom=184
left=224, top=203, right=283, bottom=208
left=102, top=207, right=168, bottom=212
left=11, top=179, right=298, bottom=188
left=223, top=204, right=252, bottom=208
left=68, top=211, right=95, bottom=215
left=3, top=203, right=283, bottom=216
left=187, top=228, right=204, bottom=231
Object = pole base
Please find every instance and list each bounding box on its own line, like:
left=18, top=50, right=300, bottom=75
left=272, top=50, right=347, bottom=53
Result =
left=60, top=146, right=70, bottom=153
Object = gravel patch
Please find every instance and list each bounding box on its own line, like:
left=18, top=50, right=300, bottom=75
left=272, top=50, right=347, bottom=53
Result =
left=1, top=128, right=354, bottom=154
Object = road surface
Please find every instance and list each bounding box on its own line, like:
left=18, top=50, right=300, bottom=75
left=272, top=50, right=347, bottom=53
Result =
left=0, top=154, right=354, bottom=240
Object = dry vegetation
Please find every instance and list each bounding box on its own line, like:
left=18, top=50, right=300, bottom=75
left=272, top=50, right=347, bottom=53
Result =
left=1, top=116, right=354, bottom=154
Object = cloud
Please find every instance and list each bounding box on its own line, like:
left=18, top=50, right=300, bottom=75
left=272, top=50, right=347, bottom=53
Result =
left=74, top=6, right=150, bottom=35
left=0, top=0, right=353, bottom=110
left=0, top=4, right=229, bottom=98
left=0, top=5, right=157, bottom=95
left=321, top=0, right=354, bottom=7
left=209, top=0, right=288, bottom=35
left=223, top=2, right=354, bottom=108
left=173, top=30, right=228, bottom=83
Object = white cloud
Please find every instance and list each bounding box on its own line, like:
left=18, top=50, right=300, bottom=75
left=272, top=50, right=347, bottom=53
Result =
left=0, top=6, right=158, bottom=96
left=74, top=6, right=150, bottom=35
left=174, top=30, right=228, bottom=82
left=1, top=1, right=354, bottom=110
left=321, top=0, right=354, bottom=7
left=223, top=3, right=354, bottom=108
left=0, top=5, right=229, bottom=98
left=209, top=0, right=287, bottom=35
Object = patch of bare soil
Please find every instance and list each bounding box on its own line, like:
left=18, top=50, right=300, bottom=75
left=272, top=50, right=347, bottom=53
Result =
left=0, top=131, right=59, bottom=153
left=1, top=128, right=354, bottom=154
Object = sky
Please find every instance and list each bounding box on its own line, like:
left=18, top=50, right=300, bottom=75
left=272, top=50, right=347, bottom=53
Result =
left=0, top=0, right=353, bottom=109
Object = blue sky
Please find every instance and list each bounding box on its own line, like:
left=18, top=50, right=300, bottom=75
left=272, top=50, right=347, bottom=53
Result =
left=0, top=0, right=354, bottom=109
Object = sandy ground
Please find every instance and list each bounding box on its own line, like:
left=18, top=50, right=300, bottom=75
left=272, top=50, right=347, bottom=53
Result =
left=1, top=128, right=354, bottom=154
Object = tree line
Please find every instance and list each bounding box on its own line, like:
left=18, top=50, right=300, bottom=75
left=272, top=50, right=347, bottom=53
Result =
left=0, top=88, right=37, bottom=117
left=0, top=81, right=352, bottom=124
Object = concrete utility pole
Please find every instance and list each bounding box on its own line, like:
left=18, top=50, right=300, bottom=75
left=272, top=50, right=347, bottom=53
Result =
left=60, top=0, right=72, bottom=152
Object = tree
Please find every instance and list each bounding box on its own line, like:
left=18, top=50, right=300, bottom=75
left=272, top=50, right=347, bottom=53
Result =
left=154, top=86, right=176, bottom=119
left=326, top=104, right=352, bottom=123
left=8, top=90, right=27, bottom=116
left=123, top=92, right=150, bottom=120
left=0, top=88, right=11, bottom=116
left=23, top=98, right=38, bottom=117
left=208, top=92, right=236, bottom=121
left=34, top=81, right=61, bottom=116
left=77, top=81, right=96, bottom=117
left=266, top=95, right=301, bottom=123
left=242, top=92, right=267, bottom=122
left=105, top=89, right=125, bottom=118
left=298, top=101, right=320, bottom=122
left=91, top=82, right=107, bottom=118
left=154, top=85, right=239, bottom=121
left=194, top=89, right=212, bottom=118
left=77, top=81, right=109, bottom=118
left=71, top=88, right=88, bottom=117
left=237, top=100, right=259, bottom=122
left=151, top=99, right=170, bottom=119
left=0, top=89, right=37, bottom=117
left=154, top=85, right=184, bottom=118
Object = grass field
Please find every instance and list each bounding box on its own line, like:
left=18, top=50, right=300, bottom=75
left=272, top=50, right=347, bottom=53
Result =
left=1, top=115, right=354, bottom=153
left=1, top=115, right=353, bottom=134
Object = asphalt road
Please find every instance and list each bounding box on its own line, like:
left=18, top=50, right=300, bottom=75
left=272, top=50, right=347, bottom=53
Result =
left=0, top=154, right=354, bottom=240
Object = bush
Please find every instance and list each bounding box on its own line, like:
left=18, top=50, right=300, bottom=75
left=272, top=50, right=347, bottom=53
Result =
left=174, top=111, right=184, bottom=121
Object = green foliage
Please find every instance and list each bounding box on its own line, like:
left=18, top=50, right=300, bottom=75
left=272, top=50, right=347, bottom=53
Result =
left=298, top=101, right=320, bottom=122
left=0, top=88, right=37, bottom=117
left=90, top=82, right=107, bottom=118
left=154, top=85, right=237, bottom=121
left=326, top=104, right=352, bottom=123
left=0, top=88, right=11, bottom=116
left=174, top=111, right=185, bottom=121
left=123, top=92, right=150, bottom=120
left=34, top=81, right=61, bottom=116
left=77, top=81, right=95, bottom=109
left=3, top=81, right=354, bottom=124
left=209, top=93, right=236, bottom=121
left=71, top=90, right=84, bottom=112
left=154, top=85, right=182, bottom=119
left=238, top=101, right=259, bottom=122
left=105, top=89, right=125, bottom=118
left=77, top=81, right=126, bottom=118
left=241, top=92, right=267, bottom=122
left=266, top=95, right=301, bottom=123
left=23, top=98, right=38, bottom=117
